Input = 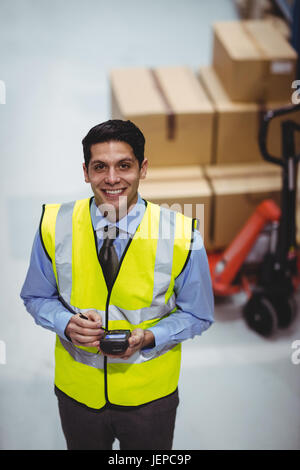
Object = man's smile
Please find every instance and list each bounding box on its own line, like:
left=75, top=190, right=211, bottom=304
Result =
left=101, top=188, right=127, bottom=197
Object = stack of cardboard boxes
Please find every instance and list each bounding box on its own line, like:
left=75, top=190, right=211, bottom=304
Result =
left=110, top=19, right=299, bottom=251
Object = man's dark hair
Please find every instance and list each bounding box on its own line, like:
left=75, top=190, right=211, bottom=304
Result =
left=82, top=119, right=145, bottom=169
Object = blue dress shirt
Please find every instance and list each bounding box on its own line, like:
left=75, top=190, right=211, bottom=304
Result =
left=20, top=194, right=214, bottom=355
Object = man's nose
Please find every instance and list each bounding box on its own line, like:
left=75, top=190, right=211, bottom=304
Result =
left=105, top=167, right=121, bottom=184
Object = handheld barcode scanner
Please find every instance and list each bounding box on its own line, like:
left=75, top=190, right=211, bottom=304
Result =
left=79, top=313, right=131, bottom=354
left=100, top=330, right=131, bottom=354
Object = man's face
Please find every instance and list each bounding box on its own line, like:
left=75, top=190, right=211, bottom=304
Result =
left=83, top=140, right=148, bottom=220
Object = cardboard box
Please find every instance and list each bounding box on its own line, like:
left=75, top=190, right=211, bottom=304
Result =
left=297, top=165, right=300, bottom=246
left=199, top=66, right=300, bottom=165
left=264, top=15, right=291, bottom=40
left=212, top=20, right=297, bottom=103
left=145, top=165, right=203, bottom=181
left=110, top=66, right=214, bottom=167
left=139, top=172, right=213, bottom=250
left=204, top=163, right=282, bottom=249
left=297, top=205, right=300, bottom=246
left=204, top=161, right=282, bottom=179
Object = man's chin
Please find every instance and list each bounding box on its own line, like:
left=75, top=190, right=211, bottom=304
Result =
left=95, top=194, right=129, bottom=221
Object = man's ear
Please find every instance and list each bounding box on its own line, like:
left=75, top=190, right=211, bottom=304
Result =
left=140, top=158, right=148, bottom=180
left=83, top=162, right=90, bottom=183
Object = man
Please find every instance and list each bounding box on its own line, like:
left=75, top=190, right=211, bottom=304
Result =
left=21, top=119, right=214, bottom=450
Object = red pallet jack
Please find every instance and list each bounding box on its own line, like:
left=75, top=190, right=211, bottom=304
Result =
left=208, top=103, right=300, bottom=337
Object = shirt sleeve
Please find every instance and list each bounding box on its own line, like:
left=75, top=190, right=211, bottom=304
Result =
left=20, top=230, right=73, bottom=341
left=141, top=230, right=214, bottom=358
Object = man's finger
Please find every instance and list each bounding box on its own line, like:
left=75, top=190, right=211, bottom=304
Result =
left=84, top=310, right=103, bottom=324
left=76, top=327, right=105, bottom=336
left=76, top=314, right=103, bottom=329
left=73, top=333, right=102, bottom=344
left=74, top=341, right=100, bottom=348
left=129, top=329, right=144, bottom=347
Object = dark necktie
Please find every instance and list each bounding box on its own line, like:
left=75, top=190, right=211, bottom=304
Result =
left=99, top=225, right=119, bottom=291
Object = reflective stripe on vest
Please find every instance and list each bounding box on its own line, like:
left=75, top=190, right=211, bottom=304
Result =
left=55, top=201, right=177, bottom=316
left=41, top=198, right=194, bottom=408
left=55, top=200, right=76, bottom=303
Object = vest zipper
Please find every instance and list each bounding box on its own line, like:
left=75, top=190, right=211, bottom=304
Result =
left=96, top=231, right=135, bottom=405
left=91, top=197, right=148, bottom=406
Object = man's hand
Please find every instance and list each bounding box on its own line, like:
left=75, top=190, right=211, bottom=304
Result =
left=99, top=328, right=155, bottom=360
left=65, top=310, right=104, bottom=348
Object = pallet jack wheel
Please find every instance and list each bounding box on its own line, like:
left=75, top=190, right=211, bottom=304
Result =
left=271, top=295, right=298, bottom=329
left=243, top=294, right=278, bottom=337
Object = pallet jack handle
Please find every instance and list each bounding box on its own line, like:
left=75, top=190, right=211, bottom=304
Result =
left=212, top=199, right=281, bottom=296
left=212, top=104, right=300, bottom=296
left=259, top=103, right=300, bottom=275
left=259, top=103, right=300, bottom=166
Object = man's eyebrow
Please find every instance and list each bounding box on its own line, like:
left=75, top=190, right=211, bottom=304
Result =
left=118, top=157, right=134, bottom=163
left=90, top=159, right=105, bottom=165
left=90, top=157, right=134, bottom=165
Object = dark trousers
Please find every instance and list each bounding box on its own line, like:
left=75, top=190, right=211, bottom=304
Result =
left=55, top=387, right=179, bottom=450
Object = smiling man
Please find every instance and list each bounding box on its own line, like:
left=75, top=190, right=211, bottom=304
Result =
left=20, top=119, right=214, bottom=450
left=83, top=139, right=148, bottom=220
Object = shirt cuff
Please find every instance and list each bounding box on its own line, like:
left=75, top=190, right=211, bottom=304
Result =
left=54, top=310, right=73, bottom=342
left=140, top=325, right=170, bottom=359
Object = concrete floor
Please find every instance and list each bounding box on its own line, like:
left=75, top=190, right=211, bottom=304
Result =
left=0, top=0, right=300, bottom=450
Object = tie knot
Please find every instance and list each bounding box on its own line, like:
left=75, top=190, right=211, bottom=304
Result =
left=103, top=225, right=119, bottom=242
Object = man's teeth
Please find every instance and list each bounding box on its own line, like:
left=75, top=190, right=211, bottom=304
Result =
left=104, top=189, right=124, bottom=194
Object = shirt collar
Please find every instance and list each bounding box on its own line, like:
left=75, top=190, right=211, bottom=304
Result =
left=91, top=193, right=146, bottom=238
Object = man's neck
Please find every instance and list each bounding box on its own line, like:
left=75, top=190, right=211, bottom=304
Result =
left=92, top=194, right=146, bottom=236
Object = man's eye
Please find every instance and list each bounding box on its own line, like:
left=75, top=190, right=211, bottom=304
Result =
left=94, top=164, right=105, bottom=171
left=120, top=163, right=130, bottom=169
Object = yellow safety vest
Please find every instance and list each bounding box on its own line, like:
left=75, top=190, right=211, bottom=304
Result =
left=40, top=197, right=195, bottom=409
